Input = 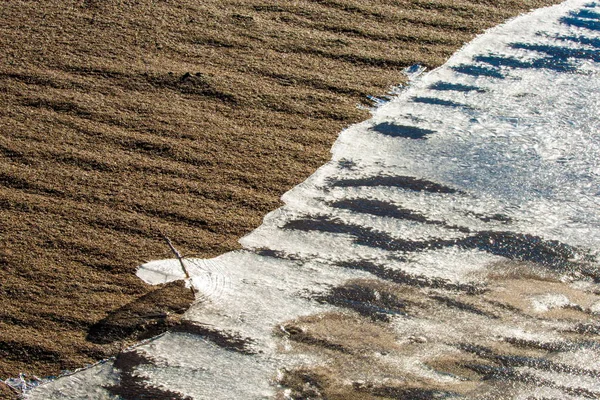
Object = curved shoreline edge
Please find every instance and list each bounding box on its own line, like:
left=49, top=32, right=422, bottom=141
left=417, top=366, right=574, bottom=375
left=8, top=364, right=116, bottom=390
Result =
left=26, top=1, right=600, bottom=398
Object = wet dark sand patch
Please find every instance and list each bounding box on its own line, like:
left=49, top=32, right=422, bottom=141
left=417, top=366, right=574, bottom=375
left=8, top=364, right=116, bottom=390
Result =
left=278, top=312, right=401, bottom=356
left=253, top=247, right=305, bottom=262
left=275, top=259, right=600, bottom=399
left=337, top=260, right=483, bottom=294
left=464, top=363, right=600, bottom=399
left=430, top=295, right=499, bottom=319
left=459, top=343, right=600, bottom=378
left=469, top=212, right=512, bottom=224
left=275, top=312, right=467, bottom=399
left=278, top=364, right=463, bottom=400
left=315, top=280, right=410, bottom=322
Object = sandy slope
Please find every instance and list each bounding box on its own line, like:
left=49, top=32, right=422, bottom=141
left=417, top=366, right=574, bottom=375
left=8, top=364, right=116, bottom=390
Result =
left=0, top=0, right=561, bottom=381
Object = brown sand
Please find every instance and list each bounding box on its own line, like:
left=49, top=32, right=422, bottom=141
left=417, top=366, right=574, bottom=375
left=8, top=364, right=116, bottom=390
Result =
left=276, top=265, right=600, bottom=399
left=0, top=0, right=562, bottom=383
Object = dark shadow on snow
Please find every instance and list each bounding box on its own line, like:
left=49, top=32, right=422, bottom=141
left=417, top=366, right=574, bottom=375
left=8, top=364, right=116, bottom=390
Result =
left=87, top=280, right=194, bottom=345
left=171, top=321, right=258, bottom=355
left=328, top=198, right=470, bottom=232
left=428, top=81, right=486, bottom=92
left=370, top=122, right=435, bottom=139
left=105, top=350, right=192, bottom=400
left=510, top=43, right=600, bottom=63
left=283, top=216, right=594, bottom=275
left=560, top=15, right=600, bottom=31
left=411, top=96, right=472, bottom=109
left=555, top=34, right=600, bottom=49
left=451, top=64, right=505, bottom=79
left=316, top=282, right=409, bottom=322
left=328, top=175, right=462, bottom=194
left=474, top=54, right=576, bottom=73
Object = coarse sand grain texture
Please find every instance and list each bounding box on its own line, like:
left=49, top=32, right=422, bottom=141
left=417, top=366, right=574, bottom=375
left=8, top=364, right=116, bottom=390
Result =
left=0, top=0, right=563, bottom=383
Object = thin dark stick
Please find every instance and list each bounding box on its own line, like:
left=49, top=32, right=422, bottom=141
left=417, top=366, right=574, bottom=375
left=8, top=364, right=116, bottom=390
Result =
left=160, top=233, right=195, bottom=294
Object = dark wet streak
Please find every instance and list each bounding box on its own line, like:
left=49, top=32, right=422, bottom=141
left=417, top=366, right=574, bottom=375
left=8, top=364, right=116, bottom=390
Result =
left=483, top=299, right=522, bottom=313
left=460, top=344, right=600, bottom=378
left=358, top=385, right=460, bottom=400
left=504, top=337, right=600, bottom=353
left=170, top=321, right=257, bottom=355
left=411, top=96, right=472, bottom=109
left=451, top=64, right=505, bottom=79
left=570, top=323, right=600, bottom=335
left=475, top=54, right=576, bottom=73
left=429, top=81, right=486, bottom=92
left=105, top=351, right=192, bottom=400
left=329, top=198, right=470, bottom=233
left=371, top=122, right=435, bottom=139
left=431, top=295, right=499, bottom=319
left=336, top=260, right=483, bottom=294
left=560, top=16, right=600, bottom=31
left=317, top=283, right=408, bottom=322
left=281, top=325, right=352, bottom=354
left=329, top=175, right=461, bottom=194
left=510, top=43, right=600, bottom=63
left=466, top=363, right=600, bottom=399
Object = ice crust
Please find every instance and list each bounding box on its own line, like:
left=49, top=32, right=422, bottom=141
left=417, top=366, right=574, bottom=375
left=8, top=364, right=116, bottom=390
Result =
left=26, top=1, right=600, bottom=398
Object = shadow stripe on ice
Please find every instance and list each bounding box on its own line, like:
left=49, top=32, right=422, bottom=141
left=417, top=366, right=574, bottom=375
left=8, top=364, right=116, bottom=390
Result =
left=572, top=8, right=600, bottom=19
left=170, top=321, right=258, bottom=355
left=560, top=15, right=600, bottom=31
left=510, top=42, right=600, bottom=63
left=328, top=198, right=470, bottom=232
left=474, top=54, right=577, bottom=73
left=411, top=96, right=473, bottom=109
left=451, top=64, right=505, bottom=79
left=556, top=34, right=600, bottom=48
left=328, top=175, right=462, bottom=194
left=370, top=122, right=435, bottom=139
left=428, top=81, right=486, bottom=92
left=283, top=216, right=592, bottom=271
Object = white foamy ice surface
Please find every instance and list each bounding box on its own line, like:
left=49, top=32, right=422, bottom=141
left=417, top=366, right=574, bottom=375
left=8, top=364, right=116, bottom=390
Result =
left=27, top=0, right=600, bottom=398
